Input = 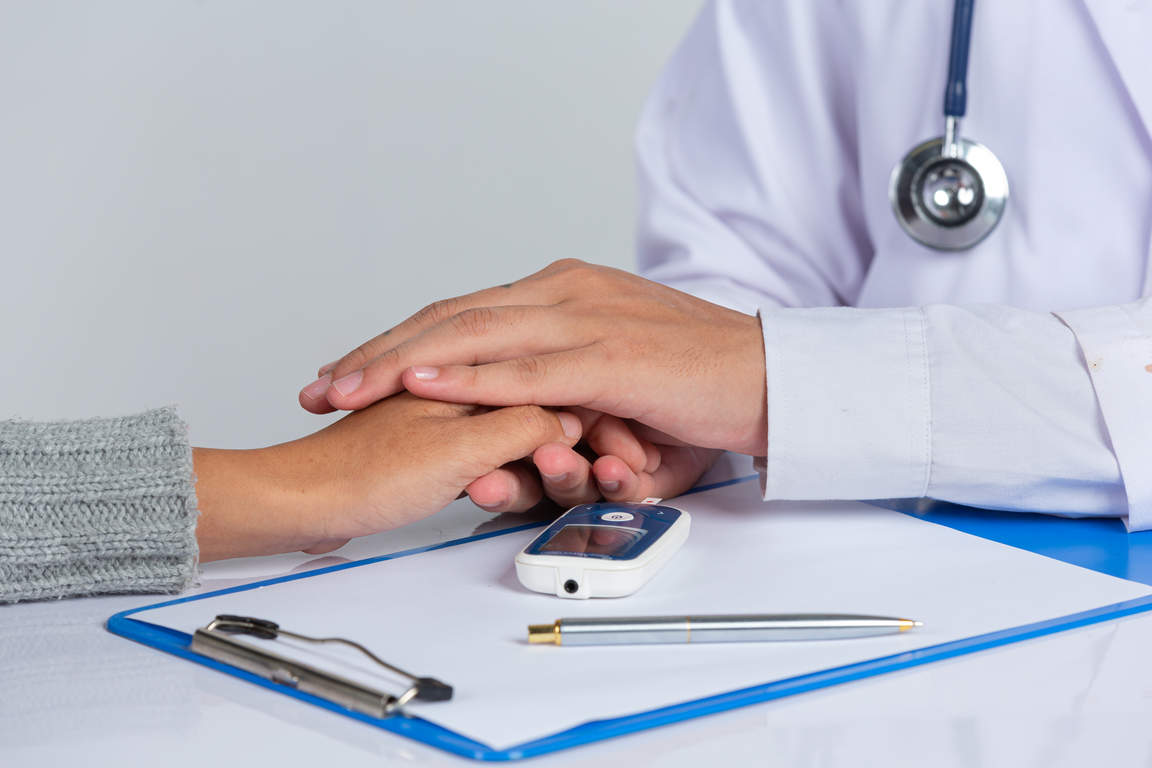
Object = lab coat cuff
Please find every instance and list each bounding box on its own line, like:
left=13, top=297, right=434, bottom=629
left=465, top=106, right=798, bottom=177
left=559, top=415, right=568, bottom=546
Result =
left=759, top=306, right=931, bottom=501
left=1055, top=303, right=1152, bottom=531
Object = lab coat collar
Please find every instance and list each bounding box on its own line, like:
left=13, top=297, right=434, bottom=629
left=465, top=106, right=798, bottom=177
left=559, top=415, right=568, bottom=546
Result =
left=1080, top=0, right=1152, bottom=146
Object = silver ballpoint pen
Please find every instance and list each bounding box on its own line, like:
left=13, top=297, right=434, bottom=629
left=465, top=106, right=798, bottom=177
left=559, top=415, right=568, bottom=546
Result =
left=527, top=614, right=922, bottom=646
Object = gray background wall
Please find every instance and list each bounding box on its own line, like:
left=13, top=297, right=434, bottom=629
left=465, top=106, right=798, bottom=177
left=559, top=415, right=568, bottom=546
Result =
left=0, top=1, right=702, bottom=447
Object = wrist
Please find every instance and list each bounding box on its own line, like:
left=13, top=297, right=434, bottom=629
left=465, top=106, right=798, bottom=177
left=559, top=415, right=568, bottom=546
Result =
left=730, top=310, right=769, bottom=456
left=192, top=445, right=325, bottom=561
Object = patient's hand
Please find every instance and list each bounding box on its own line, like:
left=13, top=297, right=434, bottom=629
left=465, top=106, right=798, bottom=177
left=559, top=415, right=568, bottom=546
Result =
left=466, top=408, right=720, bottom=513
left=193, top=394, right=581, bottom=560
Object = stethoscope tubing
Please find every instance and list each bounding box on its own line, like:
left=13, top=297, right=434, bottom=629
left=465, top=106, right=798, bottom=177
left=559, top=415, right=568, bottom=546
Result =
left=944, top=0, right=975, bottom=118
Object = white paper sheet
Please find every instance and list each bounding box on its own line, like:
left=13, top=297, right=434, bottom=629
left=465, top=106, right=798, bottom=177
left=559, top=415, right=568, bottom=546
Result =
left=136, top=480, right=1152, bottom=749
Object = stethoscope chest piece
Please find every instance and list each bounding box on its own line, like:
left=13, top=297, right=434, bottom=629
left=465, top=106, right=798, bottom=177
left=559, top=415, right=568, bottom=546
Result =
left=889, top=136, right=1008, bottom=251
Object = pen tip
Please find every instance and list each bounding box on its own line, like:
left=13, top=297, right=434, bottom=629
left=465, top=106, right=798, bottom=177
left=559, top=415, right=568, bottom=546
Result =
left=899, top=620, right=923, bottom=632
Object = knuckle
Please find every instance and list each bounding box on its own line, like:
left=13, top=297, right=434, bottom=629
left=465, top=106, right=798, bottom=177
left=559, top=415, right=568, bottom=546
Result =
left=567, top=262, right=611, bottom=293
left=460, top=364, right=482, bottom=389
left=374, top=344, right=404, bottom=371
left=511, top=355, right=545, bottom=386
left=511, top=405, right=555, bottom=439
left=560, top=260, right=593, bottom=278
left=588, top=339, right=615, bottom=364
left=342, top=344, right=371, bottom=371
left=546, top=258, right=586, bottom=273
left=413, top=297, right=460, bottom=326
left=448, top=306, right=498, bottom=338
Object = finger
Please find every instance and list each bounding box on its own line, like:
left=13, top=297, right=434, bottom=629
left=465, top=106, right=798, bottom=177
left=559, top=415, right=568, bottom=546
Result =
left=324, top=306, right=591, bottom=412
left=583, top=414, right=655, bottom=475
left=322, top=293, right=491, bottom=380
left=644, top=442, right=661, bottom=474
left=304, top=260, right=635, bottom=416
left=593, top=446, right=720, bottom=501
left=641, top=446, right=719, bottom=498
left=299, top=373, right=338, bottom=414
left=322, top=262, right=582, bottom=385
left=465, top=461, right=543, bottom=514
left=532, top=442, right=600, bottom=508
left=457, top=406, right=582, bottom=475
left=563, top=407, right=661, bottom=472
left=400, top=346, right=614, bottom=411
left=591, top=455, right=645, bottom=500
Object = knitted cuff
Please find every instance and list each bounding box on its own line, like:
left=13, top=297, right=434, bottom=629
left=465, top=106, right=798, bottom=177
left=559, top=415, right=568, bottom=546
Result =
left=0, top=407, right=199, bottom=602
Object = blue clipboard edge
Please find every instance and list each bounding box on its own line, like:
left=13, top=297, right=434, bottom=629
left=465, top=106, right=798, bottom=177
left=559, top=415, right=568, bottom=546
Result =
left=106, top=476, right=1152, bottom=761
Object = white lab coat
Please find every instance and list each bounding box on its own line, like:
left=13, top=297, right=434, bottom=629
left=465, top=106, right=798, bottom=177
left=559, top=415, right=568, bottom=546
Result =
left=635, top=0, right=1152, bottom=528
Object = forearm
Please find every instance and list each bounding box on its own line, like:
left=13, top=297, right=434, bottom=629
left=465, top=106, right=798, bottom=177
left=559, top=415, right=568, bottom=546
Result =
left=192, top=446, right=318, bottom=561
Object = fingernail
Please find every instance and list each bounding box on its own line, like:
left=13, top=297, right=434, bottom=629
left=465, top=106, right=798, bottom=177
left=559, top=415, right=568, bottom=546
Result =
left=541, top=472, right=568, bottom=483
left=476, top=499, right=505, bottom=511
left=301, top=373, right=332, bottom=401
left=600, top=479, right=621, bottom=493
left=557, top=412, right=580, bottom=439
left=411, top=366, right=440, bottom=381
left=331, top=370, right=363, bottom=396
left=318, top=360, right=340, bottom=377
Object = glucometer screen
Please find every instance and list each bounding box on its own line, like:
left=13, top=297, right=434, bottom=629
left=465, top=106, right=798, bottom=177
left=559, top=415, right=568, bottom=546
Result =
left=539, top=525, right=646, bottom=558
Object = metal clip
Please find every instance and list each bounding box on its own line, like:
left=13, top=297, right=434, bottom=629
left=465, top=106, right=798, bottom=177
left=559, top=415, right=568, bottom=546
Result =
left=190, top=615, right=452, bottom=717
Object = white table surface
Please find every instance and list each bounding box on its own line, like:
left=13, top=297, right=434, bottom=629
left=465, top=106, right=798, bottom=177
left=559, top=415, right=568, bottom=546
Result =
left=6, top=456, right=1152, bottom=767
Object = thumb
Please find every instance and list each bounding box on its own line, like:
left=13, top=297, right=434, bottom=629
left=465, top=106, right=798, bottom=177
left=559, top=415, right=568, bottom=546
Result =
left=460, top=406, right=582, bottom=472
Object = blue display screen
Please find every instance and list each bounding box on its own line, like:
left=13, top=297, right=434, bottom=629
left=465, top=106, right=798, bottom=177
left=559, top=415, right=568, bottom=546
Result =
left=524, top=503, right=681, bottom=561
left=539, top=524, right=646, bottom=557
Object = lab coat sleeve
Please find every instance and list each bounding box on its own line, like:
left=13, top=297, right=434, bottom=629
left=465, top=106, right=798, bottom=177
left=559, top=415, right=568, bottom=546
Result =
left=760, top=302, right=1141, bottom=528
left=1055, top=304, right=1152, bottom=530
left=635, top=0, right=872, bottom=314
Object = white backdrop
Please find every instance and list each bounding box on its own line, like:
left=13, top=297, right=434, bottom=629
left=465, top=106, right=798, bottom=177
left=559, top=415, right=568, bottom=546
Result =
left=0, top=0, right=701, bottom=447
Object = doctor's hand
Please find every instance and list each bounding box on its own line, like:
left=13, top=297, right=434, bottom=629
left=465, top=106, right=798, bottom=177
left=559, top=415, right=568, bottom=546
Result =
left=300, top=260, right=768, bottom=460
left=192, top=393, right=581, bottom=561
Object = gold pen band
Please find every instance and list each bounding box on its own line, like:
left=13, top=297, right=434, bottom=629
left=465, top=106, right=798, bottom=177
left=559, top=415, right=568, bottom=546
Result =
left=527, top=621, right=562, bottom=645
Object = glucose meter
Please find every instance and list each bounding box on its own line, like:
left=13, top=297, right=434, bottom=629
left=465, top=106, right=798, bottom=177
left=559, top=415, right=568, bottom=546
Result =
left=514, top=501, right=689, bottom=599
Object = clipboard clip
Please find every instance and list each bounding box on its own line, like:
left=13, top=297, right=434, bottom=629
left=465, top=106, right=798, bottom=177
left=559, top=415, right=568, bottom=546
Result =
left=190, top=614, right=453, bottom=717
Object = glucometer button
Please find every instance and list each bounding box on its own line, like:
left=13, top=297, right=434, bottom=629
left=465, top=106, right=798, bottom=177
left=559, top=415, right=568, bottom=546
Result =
left=601, top=512, right=634, bottom=522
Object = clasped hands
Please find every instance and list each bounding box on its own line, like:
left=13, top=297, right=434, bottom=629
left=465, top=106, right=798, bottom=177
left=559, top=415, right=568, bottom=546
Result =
left=196, top=261, right=765, bottom=562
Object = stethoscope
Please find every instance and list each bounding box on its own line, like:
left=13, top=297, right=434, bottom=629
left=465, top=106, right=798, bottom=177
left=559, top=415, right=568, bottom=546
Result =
left=890, top=0, right=1008, bottom=251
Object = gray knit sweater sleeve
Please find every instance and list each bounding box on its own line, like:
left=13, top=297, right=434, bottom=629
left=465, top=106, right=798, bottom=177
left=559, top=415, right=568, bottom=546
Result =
left=0, top=407, right=199, bottom=602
